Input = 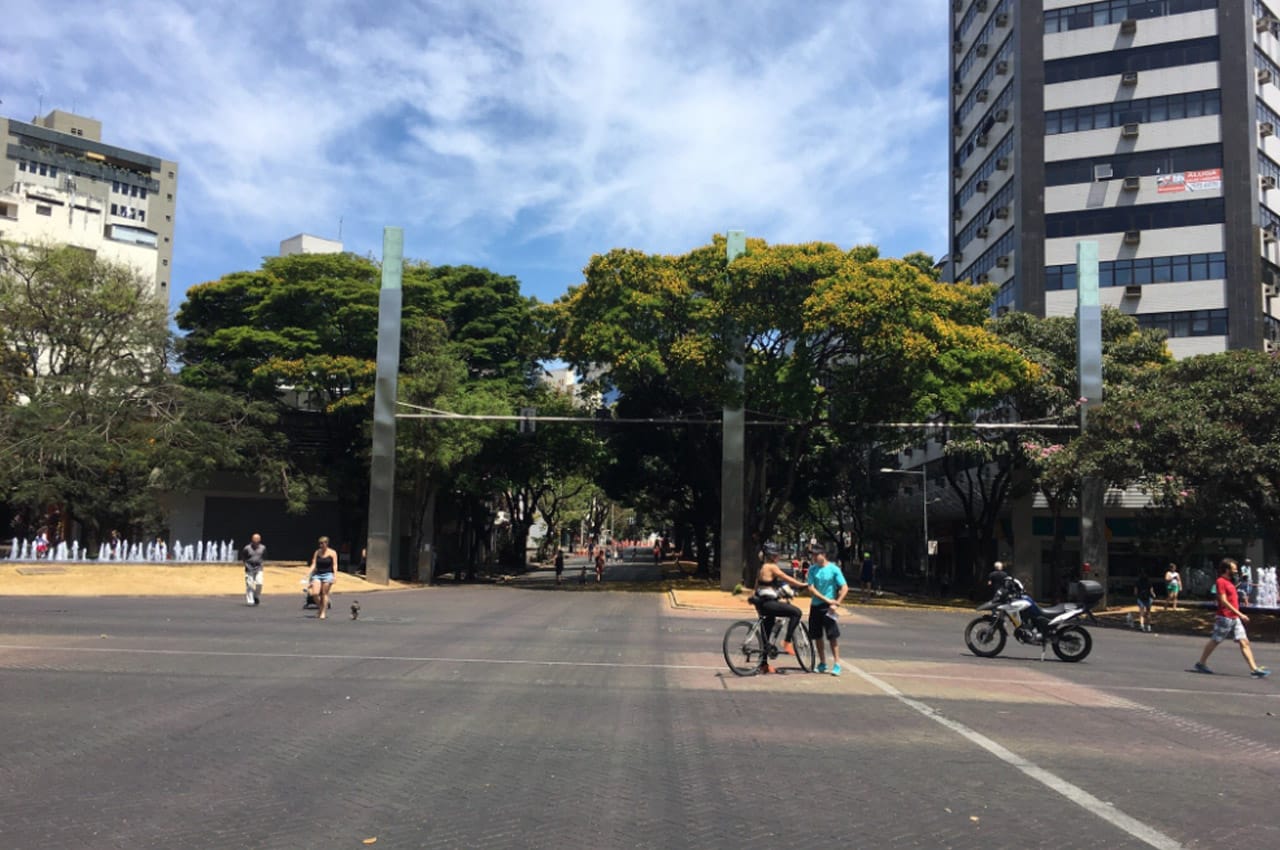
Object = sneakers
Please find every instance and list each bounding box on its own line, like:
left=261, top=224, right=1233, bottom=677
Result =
left=1252, top=667, right=1271, bottom=678
left=1194, top=662, right=1214, bottom=674
left=760, top=663, right=777, bottom=674
left=830, top=664, right=842, bottom=677
left=782, top=641, right=795, bottom=656
left=816, top=663, right=828, bottom=674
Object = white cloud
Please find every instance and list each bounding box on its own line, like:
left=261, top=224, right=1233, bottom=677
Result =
left=2, top=0, right=951, bottom=300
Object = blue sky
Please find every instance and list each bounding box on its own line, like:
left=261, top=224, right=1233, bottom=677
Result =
left=4, top=0, right=949, bottom=311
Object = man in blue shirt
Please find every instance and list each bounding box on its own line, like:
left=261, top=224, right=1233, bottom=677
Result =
left=807, top=548, right=849, bottom=676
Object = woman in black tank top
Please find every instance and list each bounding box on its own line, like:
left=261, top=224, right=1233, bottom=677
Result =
left=308, top=536, right=338, bottom=619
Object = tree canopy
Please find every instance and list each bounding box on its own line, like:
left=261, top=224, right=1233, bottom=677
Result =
left=1081, top=349, right=1280, bottom=559
left=0, top=243, right=288, bottom=544
left=552, top=236, right=1031, bottom=580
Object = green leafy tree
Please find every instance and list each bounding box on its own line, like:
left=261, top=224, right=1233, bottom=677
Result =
left=0, top=243, right=287, bottom=545
left=1081, top=349, right=1280, bottom=557
left=554, top=237, right=1030, bottom=582
left=935, top=307, right=1170, bottom=589
left=177, top=255, right=539, bottom=561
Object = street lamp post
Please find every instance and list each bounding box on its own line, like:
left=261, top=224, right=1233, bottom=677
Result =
left=880, top=467, right=930, bottom=590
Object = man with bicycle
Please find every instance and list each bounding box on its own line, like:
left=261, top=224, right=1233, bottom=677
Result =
left=807, top=547, right=848, bottom=676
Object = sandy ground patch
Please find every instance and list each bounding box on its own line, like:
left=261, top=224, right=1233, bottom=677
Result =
left=0, top=562, right=419, bottom=597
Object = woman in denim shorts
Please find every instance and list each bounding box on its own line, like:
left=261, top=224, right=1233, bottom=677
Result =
left=308, top=536, right=338, bottom=620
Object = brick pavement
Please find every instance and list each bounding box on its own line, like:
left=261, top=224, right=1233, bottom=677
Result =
left=1, top=588, right=1276, bottom=848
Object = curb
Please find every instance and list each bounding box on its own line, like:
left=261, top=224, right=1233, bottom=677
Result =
left=666, top=589, right=753, bottom=612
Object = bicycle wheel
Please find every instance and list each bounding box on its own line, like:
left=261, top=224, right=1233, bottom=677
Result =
left=792, top=622, right=816, bottom=672
left=723, top=620, right=765, bottom=676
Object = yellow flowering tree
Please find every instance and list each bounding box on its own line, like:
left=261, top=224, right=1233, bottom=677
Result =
left=554, top=236, right=1030, bottom=580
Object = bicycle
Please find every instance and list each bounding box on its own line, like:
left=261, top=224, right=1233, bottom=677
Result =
left=722, top=614, right=816, bottom=676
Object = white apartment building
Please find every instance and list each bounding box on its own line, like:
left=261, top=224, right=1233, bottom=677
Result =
left=280, top=233, right=343, bottom=256
left=0, top=110, right=178, bottom=295
left=949, top=0, right=1280, bottom=358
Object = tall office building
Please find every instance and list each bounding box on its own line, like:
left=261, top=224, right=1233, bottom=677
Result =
left=949, top=1, right=1280, bottom=358
left=0, top=110, right=178, bottom=296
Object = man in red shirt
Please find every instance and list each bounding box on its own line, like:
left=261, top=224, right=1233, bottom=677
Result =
left=1194, top=559, right=1270, bottom=677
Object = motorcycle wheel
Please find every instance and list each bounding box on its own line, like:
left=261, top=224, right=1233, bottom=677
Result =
left=1051, top=625, right=1093, bottom=662
left=964, top=615, right=1007, bottom=658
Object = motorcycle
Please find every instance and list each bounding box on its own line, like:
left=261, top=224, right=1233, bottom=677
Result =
left=964, top=578, right=1103, bottom=662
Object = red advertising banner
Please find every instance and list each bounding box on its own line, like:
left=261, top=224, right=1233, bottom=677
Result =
left=1157, top=168, right=1222, bottom=193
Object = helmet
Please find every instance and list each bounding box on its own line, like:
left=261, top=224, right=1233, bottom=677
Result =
left=761, top=542, right=781, bottom=558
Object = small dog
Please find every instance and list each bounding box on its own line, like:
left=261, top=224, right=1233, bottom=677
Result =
left=350, top=600, right=361, bottom=620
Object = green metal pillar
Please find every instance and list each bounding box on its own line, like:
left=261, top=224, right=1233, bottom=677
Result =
left=1076, top=240, right=1108, bottom=603
left=720, top=230, right=747, bottom=591
left=365, top=227, right=403, bottom=585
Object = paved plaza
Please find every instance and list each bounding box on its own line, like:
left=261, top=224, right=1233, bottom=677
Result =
left=1, top=587, right=1277, bottom=849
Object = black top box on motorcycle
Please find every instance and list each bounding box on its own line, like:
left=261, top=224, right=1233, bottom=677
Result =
left=1069, top=580, right=1104, bottom=608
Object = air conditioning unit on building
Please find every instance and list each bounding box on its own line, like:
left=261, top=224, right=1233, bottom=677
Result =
left=995, top=108, right=1009, bottom=122
left=995, top=12, right=1009, bottom=27
left=996, top=60, right=1010, bottom=75
left=1260, top=69, right=1274, bottom=85
left=1263, top=121, right=1276, bottom=137
left=952, top=165, right=964, bottom=178
left=1124, top=285, right=1142, bottom=298
left=977, top=134, right=990, bottom=147
left=1264, top=282, right=1280, bottom=298
left=976, top=89, right=990, bottom=102
left=1122, top=122, right=1140, bottom=138
left=954, top=40, right=965, bottom=54
left=977, top=225, right=990, bottom=239
left=975, top=0, right=987, bottom=11
left=1257, top=15, right=1278, bottom=33
left=954, top=122, right=965, bottom=137
left=996, top=157, right=1010, bottom=170
left=977, top=272, right=991, bottom=283
left=1094, top=163, right=1114, bottom=180
left=1123, top=176, right=1141, bottom=191
left=1120, top=18, right=1137, bottom=35
left=1264, top=224, right=1278, bottom=242
left=976, top=43, right=989, bottom=57
left=1266, top=339, right=1279, bottom=353
left=1123, top=230, right=1142, bottom=245
left=1263, top=174, right=1277, bottom=190
left=953, top=81, right=964, bottom=95
left=952, top=0, right=962, bottom=11
left=954, top=208, right=964, bottom=221
left=995, top=206, right=1010, bottom=218
left=1121, top=71, right=1139, bottom=86
left=977, top=179, right=990, bottom=193
left=996, top=254, right=1011, bottom=269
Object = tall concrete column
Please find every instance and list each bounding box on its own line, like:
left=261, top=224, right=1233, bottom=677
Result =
left=720, top=230, right=747, bottom=591
left=365, top=227, right=404, bottom=586
left=1076, top=240, right=1108, bottom=603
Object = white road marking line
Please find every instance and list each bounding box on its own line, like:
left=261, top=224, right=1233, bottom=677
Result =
left=847, top=661, right=1183, bottom=850
left=0, top=642, right=724, bottom=672
left=874, top=670, right=1280, bottom=699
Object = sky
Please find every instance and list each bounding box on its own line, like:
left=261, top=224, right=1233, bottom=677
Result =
left=3, top=0, right=950, bottom=312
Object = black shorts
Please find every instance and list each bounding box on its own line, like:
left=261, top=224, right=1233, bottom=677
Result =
left=809, top=605, right=840, bottom=641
